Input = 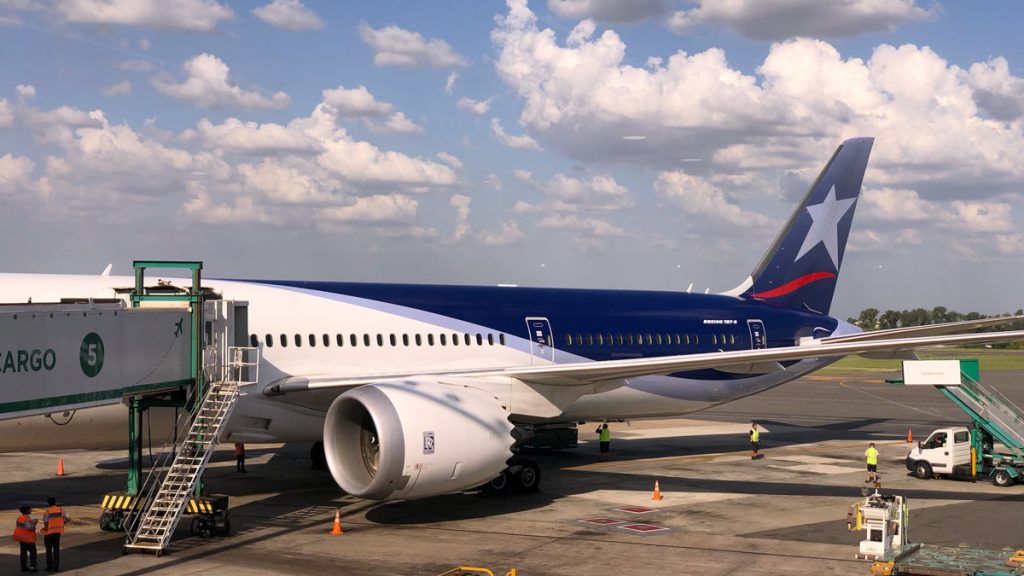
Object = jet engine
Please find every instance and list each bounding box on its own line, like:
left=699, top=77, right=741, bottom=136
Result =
left=323, top=379, right=515, bottom=500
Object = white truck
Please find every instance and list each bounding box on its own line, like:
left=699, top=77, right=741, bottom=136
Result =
left=905, top=425, right=1023, bottom=487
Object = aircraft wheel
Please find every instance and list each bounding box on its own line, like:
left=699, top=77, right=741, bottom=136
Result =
left=913, top=461, right=932, bottom=480
left=481, top=470, right=510, bottom=495
left=512, top=461, right=541, bottom=493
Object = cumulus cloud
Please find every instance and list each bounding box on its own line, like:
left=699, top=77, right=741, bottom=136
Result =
left=548, top=0, right=667, bottom=23
left=484, top=174, right=502, bottom=190
left=16, top=84, right=35, bottom=99
left=478, top=220, right=524, bottom=245
left=379, top=112, right=424, bottom=134
left=0, top=99, right=12, bottom=127
left=322, top=85, right=393, bottom=117
left=668, top=0, right=933, bottom=40
left=182, top=185, right=272, bottom=224
left=545, top=173, right=632, bottom=212
left=238, top=158, right=335, bottom=203
left=360, top=23, right=467, bottom=68
left=654, top=170, right=773, bottom=227
left=457, top=96, right=492, bottom=116
left=445, top=72, right=458, bottom=95
left=0, top=154, right=36, bottom=196
left=253, top=0, right=324, bottom=31
left=967, top=57, right=1024, bottom=121
left=317, top=194, right=418, bottom=224
left=55, top=0, right=233, bottom=31
left=103, top=80, right=131, bottom=96
left=450, top=194, right=471, bottom=241
left=194, top=117, right=320, bottom=154
left=436, top=152, right=463, bottom=169
left=490, top=118, right=541, bottom=151
left=153, top=53, right=290, bottom=110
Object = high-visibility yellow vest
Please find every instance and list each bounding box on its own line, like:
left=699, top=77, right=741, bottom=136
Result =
left=599, top=428, right=611, bottom=442
left=13, top=514, right=36, bottom=543
left=866, top=447, right=878, bottom=465
left=750, top=428, right=760, bottom=442
left=41, top=506, right=66, bottom=535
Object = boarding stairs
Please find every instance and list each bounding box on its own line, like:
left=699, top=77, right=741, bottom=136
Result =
left=124, top=346, right=258, bottom=554
left=938, top=375, right=1024, bottom=458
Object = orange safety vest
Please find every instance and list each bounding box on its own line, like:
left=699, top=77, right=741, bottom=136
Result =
left=13, top=514, right=36, bottom=543
left=235, top=444, right=245, bottom=457
left=41, top=506, right=66, bottom=535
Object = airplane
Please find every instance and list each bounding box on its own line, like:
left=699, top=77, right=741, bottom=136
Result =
left=2, top=136, right=1023, bottom=502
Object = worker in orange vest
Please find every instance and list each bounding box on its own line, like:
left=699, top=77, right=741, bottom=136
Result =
left=40, top=497, right=69, bottom=572
left=235, top=443, right=247, bottom=473
left=13, top=505, right=38, bottom=572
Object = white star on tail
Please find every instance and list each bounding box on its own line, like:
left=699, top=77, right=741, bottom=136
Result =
left=795, top=185, right=857, bottom=269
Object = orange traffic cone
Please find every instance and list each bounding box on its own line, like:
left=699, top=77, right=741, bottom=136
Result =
left=651, top=480, right=663, bottom=501
left=907, top=429, right=913, bottom=443
left=56, top=458, right=65, bottom=477
left=330, top=508, right=344, bottom=535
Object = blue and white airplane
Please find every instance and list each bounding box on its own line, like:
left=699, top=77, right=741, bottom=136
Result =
left=1, top=137, right=1022, bottom=501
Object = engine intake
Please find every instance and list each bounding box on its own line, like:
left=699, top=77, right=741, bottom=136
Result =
left=323, top=380, right=515, bottom=500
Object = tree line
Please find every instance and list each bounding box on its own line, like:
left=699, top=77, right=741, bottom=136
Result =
left=847, top=306, right=1024, bottom=348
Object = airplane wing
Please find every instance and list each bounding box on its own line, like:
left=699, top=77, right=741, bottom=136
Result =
left=268, top=329, right=1024, bottom=397
left=822, top=316, right=1024, bottom=344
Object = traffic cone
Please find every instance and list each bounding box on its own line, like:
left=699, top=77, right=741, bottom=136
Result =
left=651, top=480, right=663, bottom=501
left=907, top=429, right=913, bottom=443
left=56, top=458, right=65, bottom=477
left=330, top=508, right=344, bottom=535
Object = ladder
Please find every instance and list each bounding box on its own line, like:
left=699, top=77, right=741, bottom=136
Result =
left=938, top=375, right=1024, bottom=458
left=124, top=346, right=258, bottom=554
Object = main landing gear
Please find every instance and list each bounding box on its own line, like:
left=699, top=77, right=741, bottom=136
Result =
left=479, top=457, right=541, bottom=495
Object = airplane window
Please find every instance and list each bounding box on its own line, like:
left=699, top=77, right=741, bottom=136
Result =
left=280, top=334, right=287, bottom=347
left=389, top=334, right=397, bottom=346
left=428, top=334, right=435, bottom=346
left=294, top=334, right=302, bottom=347
left=729, top=334, right=736, bottom=345
left=452, top=334, right=459, bottom=346
left=476, top=334, right=483, bottom=345
left=403, top=334, right=409, bottom=346
left=364, top=334, right=370, bottom=347
left=627, top=334, right=634, bottom=345
left=606, top=333, right=613, bottom=345
left=250, top=334, right=258, bottom=347
left=308, top=334, right=316, bottom=347
left=377, top=334, right=384, bottom=346
left=416, top=334, right=422, bottom=346
left=323, top=334, right=330, bottom=347
left=596, top=334, right=604, bottom=346
left=645, top=334, right=653, bottom=345
left=712, top=334, right=717, bottom=345
left=336, top=334, right=343, bottom=346
left=664, top=333, right=671, bottom=344
left=655, top=334, right=662, bottom=345
left=351, top=334, right=358, bottom=347
left=564, top=334, right=572, bottom=346
left=440, top=334, right=447, bottom=346
left=617, top=334, right=624, bottom=345
left=499, top=334, right=506, bottom=345
left=265, top=334, right=273, bottom=348
left=575, top=333, right=583, bottom=345
left=488, top=334, right=494, bottom=345
left=586, top=334, right=593, bottom=346
left=693, top=334, right=699, bottom=344
left=465, top=334, right=471, bottom=346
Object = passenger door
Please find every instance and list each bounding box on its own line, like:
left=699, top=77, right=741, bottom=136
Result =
left=748, top=319, right=766, bottom=349
left=524, top=317, right=554, bottom=364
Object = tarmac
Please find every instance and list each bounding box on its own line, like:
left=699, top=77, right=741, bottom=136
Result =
left=3, top=368, right=1024, bottom=575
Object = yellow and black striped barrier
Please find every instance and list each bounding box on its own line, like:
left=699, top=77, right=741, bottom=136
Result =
left=186, top=499, right=215, bottom=514
left=101, top=494, right=137, bottom=510
left=101, top=494, right=226, bottom=515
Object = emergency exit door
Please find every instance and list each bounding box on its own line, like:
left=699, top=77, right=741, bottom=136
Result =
left=748, top=320, right=766, bottom=349
left=525, top=317, right=554, bottom=364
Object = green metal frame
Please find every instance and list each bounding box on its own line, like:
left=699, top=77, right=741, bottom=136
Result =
left=126, top=261, right=205, bottom=495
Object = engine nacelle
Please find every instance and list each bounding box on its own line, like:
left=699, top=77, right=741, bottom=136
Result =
left=323, top=379, right=515, bottom=500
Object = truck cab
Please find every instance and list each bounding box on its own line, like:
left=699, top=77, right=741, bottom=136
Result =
left=905, top=426, right=973, bottom=480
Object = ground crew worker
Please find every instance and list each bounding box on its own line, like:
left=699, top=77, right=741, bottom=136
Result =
left=595, top=423, right=611, bottom=462
left=13, top=505, right=38, bottom=572
left=41, top=497, right=69, bottom=572
left=865, top=442, right=879, bottom=483
left=750, top=422, right=762, bottom=459
left=235, top=442, right=247, bottom=473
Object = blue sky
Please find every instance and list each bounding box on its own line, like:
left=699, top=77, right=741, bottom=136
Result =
left=1, top=0, right=1023, bottom=319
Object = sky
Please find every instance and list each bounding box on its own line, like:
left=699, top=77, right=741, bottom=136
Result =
left=1, top=0, right=1023, bottom=320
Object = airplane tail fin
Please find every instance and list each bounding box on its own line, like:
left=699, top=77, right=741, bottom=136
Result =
left=726, top=137, right=873, bottom=315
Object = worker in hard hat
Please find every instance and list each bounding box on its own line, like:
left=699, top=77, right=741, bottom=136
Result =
left=865, top=442, right=879, bottom=483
